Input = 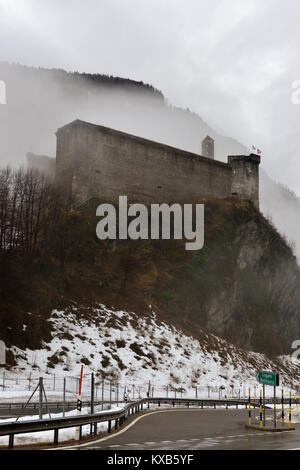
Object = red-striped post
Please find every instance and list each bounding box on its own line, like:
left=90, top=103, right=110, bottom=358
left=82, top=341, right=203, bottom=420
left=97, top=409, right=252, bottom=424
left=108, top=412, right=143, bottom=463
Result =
left=75, top=365, right=84, bottom=440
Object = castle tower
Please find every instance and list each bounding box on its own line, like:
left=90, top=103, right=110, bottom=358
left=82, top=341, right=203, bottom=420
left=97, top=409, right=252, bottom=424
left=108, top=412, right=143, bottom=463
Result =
left=202, top=135, right=214, bottom=159
left=228, top=154, right=261, bottom=209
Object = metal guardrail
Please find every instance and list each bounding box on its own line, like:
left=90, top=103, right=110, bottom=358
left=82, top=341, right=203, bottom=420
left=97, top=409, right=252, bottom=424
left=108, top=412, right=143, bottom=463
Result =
left=1, top=396, right=295, bottom=409
left=0, top=397, right=290, bottom=449
left=0, top=401, right=107, bottom=411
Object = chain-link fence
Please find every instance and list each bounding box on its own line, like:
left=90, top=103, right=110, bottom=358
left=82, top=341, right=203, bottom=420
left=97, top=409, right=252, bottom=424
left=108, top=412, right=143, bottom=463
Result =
left=0, top=371, right=266, bottom=401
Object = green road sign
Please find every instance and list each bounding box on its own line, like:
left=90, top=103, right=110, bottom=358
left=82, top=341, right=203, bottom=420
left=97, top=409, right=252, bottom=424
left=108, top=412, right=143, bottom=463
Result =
left=257, top=371, right=279, bottom=386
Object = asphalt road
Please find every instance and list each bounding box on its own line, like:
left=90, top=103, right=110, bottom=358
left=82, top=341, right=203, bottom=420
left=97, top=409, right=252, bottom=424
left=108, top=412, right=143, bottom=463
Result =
left=51, top=407, right=300, bottom=451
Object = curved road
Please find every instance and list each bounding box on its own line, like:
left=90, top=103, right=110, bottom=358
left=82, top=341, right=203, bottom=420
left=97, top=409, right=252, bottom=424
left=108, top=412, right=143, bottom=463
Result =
left=50, top=407, right=300, bottom=451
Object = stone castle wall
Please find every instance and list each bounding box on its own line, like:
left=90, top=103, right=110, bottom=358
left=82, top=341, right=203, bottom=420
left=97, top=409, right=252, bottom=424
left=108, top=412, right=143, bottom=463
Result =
left=55, top=120, right=260, bottom=208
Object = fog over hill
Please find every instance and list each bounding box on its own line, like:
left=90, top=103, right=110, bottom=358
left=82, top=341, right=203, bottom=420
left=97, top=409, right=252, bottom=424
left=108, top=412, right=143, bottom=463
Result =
left=0, top=62, right=299, bottom=262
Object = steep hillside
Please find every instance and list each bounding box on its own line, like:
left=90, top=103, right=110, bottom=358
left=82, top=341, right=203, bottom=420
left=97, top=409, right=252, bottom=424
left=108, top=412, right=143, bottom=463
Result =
left=1, top=194, right=300, bottom=359
left=6, top=304, right=300, bottom=394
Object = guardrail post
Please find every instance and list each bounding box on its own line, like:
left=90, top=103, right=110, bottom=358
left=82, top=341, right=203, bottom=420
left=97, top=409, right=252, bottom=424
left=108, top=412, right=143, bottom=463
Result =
left=79, top=426, right=82, bottom=440
left=9, top=434, right=14, bottom=449
left=94, top=423, right=97, bottom=435
left=54, top=429, right=59, bottom=445
left=108, top=420, right=112, bottom=433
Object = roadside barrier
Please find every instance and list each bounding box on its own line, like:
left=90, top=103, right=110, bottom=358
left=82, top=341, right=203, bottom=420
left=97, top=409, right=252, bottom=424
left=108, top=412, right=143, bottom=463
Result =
left=245, top=389, right=296, bottom=431
left=259, top=390, right=263, bottom=429
left=282, top=390, right=285, bottom=428
left=289, top=392, right=292, bottom=429
left=294, top=394, right=298, bottom=410
left=248, top=389, right=251, bottom=426
left=0, top=397, right=262, bottom=449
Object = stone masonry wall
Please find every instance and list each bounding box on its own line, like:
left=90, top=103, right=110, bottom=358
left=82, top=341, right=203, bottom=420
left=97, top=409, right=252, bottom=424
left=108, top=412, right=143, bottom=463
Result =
left=56, top=120, right=260, bottom=208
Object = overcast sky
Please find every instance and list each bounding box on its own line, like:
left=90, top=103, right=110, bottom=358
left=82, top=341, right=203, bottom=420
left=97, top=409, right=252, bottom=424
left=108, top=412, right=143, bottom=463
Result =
left=1, top=0, right=300, bottom=194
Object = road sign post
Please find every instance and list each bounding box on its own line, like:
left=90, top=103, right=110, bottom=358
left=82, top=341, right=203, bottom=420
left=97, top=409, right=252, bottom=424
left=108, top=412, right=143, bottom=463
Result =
left=257, top=371, right=279, bottom=428
left=263, top=384, right=266, bottom=426
left=274, top=385, right=277, bottom=429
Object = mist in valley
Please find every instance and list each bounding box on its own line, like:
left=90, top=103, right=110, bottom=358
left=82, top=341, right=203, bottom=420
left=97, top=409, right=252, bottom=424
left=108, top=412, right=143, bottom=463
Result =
left=1, top=62, right=300, bottom=263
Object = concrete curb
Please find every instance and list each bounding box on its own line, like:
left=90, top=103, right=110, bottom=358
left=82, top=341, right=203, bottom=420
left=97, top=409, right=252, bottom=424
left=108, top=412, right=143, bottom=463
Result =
left=245, top=425, right=295, bottom=433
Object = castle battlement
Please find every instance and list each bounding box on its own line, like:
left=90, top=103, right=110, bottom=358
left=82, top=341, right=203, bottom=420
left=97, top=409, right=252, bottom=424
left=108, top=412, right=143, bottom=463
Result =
left=55, top=120, right=260, bottom=209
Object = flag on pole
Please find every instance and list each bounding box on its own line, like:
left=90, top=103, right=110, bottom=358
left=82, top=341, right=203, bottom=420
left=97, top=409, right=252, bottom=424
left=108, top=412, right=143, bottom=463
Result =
left=252, top=145, right=262, bottom=156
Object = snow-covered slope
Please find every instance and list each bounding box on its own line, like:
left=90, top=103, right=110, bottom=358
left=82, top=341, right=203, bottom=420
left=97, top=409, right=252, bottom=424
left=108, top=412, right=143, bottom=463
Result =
left=5, top=304, right=300, bottom=398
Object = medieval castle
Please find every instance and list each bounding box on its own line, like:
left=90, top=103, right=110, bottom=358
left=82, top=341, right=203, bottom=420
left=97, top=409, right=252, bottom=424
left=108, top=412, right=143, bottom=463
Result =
left=53, top=119, right=260, bottom=209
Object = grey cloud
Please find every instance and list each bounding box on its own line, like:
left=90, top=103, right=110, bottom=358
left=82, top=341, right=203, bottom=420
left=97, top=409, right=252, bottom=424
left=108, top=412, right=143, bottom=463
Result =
left=0, top=0, right=300, bottom=194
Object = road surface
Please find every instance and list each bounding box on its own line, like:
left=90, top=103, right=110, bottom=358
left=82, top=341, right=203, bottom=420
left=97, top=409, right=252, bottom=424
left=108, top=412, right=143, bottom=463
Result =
left=49, top=407, right=300, bottom=451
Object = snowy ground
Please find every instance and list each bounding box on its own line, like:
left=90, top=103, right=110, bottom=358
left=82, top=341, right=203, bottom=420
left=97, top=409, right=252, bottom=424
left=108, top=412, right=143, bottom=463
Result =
left=1, top=304, right=300, bottom=401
